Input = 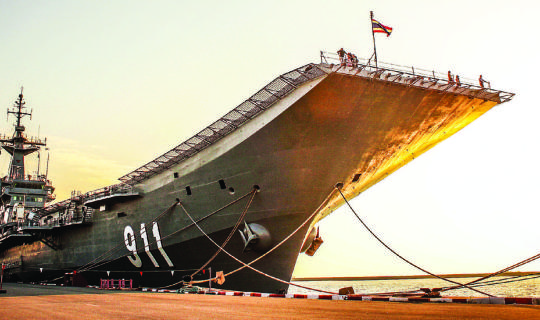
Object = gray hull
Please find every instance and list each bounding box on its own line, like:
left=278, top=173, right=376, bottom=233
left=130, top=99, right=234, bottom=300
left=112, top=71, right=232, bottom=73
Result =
left=1, top=62, right=513, bottom=293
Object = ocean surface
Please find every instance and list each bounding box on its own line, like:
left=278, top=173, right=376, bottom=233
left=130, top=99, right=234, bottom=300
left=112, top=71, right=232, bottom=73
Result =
left=289, top=276, right=540, bottom=297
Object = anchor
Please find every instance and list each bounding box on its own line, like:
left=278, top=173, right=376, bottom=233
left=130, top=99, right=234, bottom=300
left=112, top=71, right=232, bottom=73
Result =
left=238, top=222, right=272, bottom=252
left=239, top=221, right=258, bottom=251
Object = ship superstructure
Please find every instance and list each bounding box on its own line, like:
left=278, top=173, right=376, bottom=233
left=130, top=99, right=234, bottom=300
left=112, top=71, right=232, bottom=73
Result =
left=0, top=54, right=515, bottom=293
left=0, top=89, right=54, bottom=230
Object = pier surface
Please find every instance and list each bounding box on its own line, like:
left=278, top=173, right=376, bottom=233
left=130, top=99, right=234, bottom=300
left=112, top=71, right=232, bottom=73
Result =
left=1, top=283, right=538, bottom=319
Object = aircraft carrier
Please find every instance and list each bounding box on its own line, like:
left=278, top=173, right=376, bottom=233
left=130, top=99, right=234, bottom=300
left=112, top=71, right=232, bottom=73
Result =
left=0, top=52, right=514, bottom=293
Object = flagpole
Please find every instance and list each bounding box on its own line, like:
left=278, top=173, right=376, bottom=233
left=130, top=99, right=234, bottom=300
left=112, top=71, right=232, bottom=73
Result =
left=370, top=11, right=378, bottom=69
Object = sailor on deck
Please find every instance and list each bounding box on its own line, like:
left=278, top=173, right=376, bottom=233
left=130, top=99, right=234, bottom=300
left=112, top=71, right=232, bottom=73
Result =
left=337, top=48, right=346, bottom=66
left=479, top=75, right=490, bottom=89
left=347, top=52, right=354, bottom=66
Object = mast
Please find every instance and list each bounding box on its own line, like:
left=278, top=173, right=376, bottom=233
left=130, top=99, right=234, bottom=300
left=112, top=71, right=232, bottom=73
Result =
left=37, top=150, right=41, bottom=176
left=0, top=88, right=55, bottom=225
left=45, top=148, right=50, bottom=179
left=0, top=88, right=46, bottom=181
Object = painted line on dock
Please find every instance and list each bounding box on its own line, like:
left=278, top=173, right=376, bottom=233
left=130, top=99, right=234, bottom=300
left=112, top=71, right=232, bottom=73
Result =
left=136, top=287, right=540, bottom=305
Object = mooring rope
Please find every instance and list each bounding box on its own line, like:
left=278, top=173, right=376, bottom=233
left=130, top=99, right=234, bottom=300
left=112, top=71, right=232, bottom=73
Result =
left=354, top=273, right=540, bottom=297
left=441, top=252, right=540, bottom=293
left=43, top=181, right=537, bottom=298
left=64, top=186, right=337, bottom=295
left=219, top=189, right=338, bottom=282
left=160, top=190, right=256, bottom=243
left=76, top=200, right=180, bottom=274
left=479, top=272, right=540, bottom=286
left=188, top=189, right=257, bottom=279
left=41, top=200, right=182, bottom=283
left=337, top=186, right=493, bottom=297
left=173, top=202, right=338, bottom=294
left=366, top=273, right=540, bottom=297
left=156, top=188, right=339, bottom=294
left=71, top=189, right=257, bottom=280
left=456, top=273, right=540, bottom=290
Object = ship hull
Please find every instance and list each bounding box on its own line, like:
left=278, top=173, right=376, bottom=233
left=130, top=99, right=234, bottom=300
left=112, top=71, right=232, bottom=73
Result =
left=1, top=64, right=511, bottom=293
left=7, top=214, right=309, bottom=293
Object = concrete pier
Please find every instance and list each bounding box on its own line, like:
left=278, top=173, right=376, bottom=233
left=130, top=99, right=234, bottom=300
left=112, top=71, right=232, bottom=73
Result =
left=0, top=283, right=538, bottom=319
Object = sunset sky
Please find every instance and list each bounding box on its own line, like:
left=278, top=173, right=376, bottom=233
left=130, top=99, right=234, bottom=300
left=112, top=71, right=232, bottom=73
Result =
left=1, top=1, right=538, bottom=278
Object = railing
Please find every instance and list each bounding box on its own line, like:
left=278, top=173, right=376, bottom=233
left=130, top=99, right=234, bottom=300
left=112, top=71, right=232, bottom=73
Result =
left=117, top=52, right=515, bottom=186
left=118, top=63, right=329, bottom=185
left=320, top=51, right=515, bottom=103
left=1, top=219, right=42, bottom=232
left=35, top=211, right=85, bottom=228
left=33, top=51, right=515, bottom=218
left=43, top=214, right=80, bottom=227
left=82, top=183, right=135, bottom=203
left=0, top=133, right=46, bottom=145
left=0, top=207, right=92, bottom=241
left=1, top=174, right=52, bottom=186
left=25, top=136, right=47, bottom=145
left=38, top=184, right=134, bottom=215
left=100, top=279, right=133, bottom=290
left=0, top=260, right=20, bottom=269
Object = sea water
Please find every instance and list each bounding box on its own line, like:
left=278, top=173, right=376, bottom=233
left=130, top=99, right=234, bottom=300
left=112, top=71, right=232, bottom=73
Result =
left=289, top=276, right=540, bottom=297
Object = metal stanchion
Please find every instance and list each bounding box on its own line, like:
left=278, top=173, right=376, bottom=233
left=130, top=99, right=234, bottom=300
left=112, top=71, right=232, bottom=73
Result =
left=0, top=263, right=6, bottom=293
left=208, top=267, right=212, bottom=292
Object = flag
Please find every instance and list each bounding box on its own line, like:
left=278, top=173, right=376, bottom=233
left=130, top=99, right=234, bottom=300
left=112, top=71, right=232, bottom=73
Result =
left=372, top=18, right=393, bottom=37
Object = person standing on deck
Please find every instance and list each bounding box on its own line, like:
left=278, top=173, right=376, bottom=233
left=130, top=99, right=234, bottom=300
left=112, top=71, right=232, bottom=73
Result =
left=352, top=54, right=359, bottom=67
left=337, top=48, right=346, bottom=66
left=346, top=52, right=353, bottom=66
left=478, top=74, right=490, bottom=88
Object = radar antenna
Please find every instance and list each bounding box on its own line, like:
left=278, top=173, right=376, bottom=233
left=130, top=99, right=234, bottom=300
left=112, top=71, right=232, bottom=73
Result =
left=0, top=88, right=46, bottom=180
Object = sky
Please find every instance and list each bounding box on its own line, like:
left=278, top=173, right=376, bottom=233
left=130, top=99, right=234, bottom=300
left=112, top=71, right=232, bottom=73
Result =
left=0, top=1, right=538, bottom=278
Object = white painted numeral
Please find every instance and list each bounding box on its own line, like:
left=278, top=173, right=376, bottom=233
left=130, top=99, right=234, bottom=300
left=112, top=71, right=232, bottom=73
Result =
left=152, top=221, right=174, bottom=267
left=141, top=223, right=159, bottom=267
left=124, top=225, right=142, bottom=268
left=123, top=222, right=174, bottom=268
